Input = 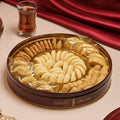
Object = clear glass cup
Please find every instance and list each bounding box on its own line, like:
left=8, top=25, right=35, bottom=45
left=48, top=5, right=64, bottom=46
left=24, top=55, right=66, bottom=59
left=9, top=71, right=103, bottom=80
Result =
left=17, top=1, right=38, bottom=37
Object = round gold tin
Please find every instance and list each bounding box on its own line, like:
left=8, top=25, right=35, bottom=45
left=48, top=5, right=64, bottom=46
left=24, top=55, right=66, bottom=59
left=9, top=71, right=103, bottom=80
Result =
left=7, top=33, right=112, bottom=109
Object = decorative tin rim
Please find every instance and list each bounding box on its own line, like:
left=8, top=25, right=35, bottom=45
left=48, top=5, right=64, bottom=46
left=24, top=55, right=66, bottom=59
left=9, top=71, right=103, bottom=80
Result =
left=7, top=33, right=112, bottom=98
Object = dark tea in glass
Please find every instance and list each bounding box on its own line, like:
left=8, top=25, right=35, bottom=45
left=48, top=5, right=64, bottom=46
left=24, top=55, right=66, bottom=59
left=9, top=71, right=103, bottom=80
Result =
left=17, top=1, right=37, bottom=36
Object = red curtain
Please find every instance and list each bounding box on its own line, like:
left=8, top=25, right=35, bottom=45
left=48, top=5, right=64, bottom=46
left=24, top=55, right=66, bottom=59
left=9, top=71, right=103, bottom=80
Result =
left=3, top=0, right=120, bottom=50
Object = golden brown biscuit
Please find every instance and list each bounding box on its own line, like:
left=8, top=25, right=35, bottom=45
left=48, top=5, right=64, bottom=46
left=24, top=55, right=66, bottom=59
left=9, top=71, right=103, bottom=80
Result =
left=44, top=39, right=50, bottom=50
left=23, top=47, right=34, bottom=58
left=81, top=47, right=99, bottom=57
left=57, top=39, right=62, bottom=49
left=12, top=66, right=32, bottom=77
left=39, top=40, right=45, bottom=51
left=63, top=40, right=70, bottom=49
left=14, top=56, right=27, bottom=62
left=74, top=66, right=85, bottom=76
left=50, top=67, right=62, bottom=73
left=48, top=39, right=53, bottom=49
left=56, top=50, right=62, bottom=62
left=74, top=69, right=82, bottom=79
left=32, top=44, right=40, bottom=54
left=63, top=62, right=69, bottom=73
left=41, top=55, right=48, bottom=62
left=33, top=57, right=43, bottom=64
left=63, top=74, right=70, bottom=83
left=21, top=76, right=36, bottom=86
left=35, top=69, right=48, bottom=78
left=61, top=51, right=68, bottom=61
left=65, top=37, right=82, bottom=50
left=72, top=81, right=78, bottom=87
left=12, top=60, right=28, bottom=68
left=94, top=65, right=101, bottom=71
left=70, top=87, right=78, bottom=92
left=49, top=73, right=58, bottom=84
left=89, top=57, right=106, bottom=66
left=46, top=52, right=52, bottom=60
left=35, top=41, right=43, bottom=51
left=32, top=64, right=44, bottom=70
left=30, top=46, right=37, bottom=55
left=88, top=53, right=106, bottom=66
left=33, top=66, right=47, bottom=74
left=90, top=70, right=100, bottom=85
left=39, top=56, right=48, bottom=66
left=85, top=65, right=100, bottom=82
left=52, top=38, right=57, bottom=49
left=67, top=65, right=73, bottom=75
left=80, top=80, right=90, bottom=90
left=71, top=71, right=76, bottom=82
left=71, top=41, right=84, bottom=50
left=74, top=59, right=86, bottom=71
left=100, top=65, right=109, bottom=75
left=46, top=60, right=54, bottom=70
left=60, top=84, right=70, bottom=93
left=53, top=61, right=63, bottom=68
left=73, top=60, right=86, bottom=70
left=36, top=84, right=54, bottom=92
left=51, top=50, right=56, bottom=62
left=15, top=51, right=31, bottom=61
left=57, top=73, right=64, bottom=83
left=76, top=43, right=91, bottom=53
left=40, top=72, right=51, bottom=81
left=63, top=53, right=74, bottom=62
left=96, top=76, right=105, bottom=84
left=90, top=53, right=105, bottom=60
left=96, top=65, right=109, bottom=84
left=85, top=69, right=94, bottom=82
left=30, top=81, right=43, bottom=89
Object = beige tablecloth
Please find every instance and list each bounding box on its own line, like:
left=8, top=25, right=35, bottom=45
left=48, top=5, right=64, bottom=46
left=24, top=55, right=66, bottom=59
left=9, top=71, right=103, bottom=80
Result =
left=0, top=2, right=120, bottom=120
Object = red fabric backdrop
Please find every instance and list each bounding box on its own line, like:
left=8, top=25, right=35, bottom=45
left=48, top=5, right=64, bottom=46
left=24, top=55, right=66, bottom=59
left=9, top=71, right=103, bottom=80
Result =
left=2, top=0, right=120, bottom=50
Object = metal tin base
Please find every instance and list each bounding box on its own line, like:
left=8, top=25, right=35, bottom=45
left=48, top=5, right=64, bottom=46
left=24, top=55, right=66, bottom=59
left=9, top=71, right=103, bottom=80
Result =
left=7, top=33, right=112, bottom=109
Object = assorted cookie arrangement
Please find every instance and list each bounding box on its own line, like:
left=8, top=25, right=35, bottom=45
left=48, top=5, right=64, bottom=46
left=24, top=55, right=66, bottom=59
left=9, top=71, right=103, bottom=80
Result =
left=9, top=36, right=110, bottom=93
